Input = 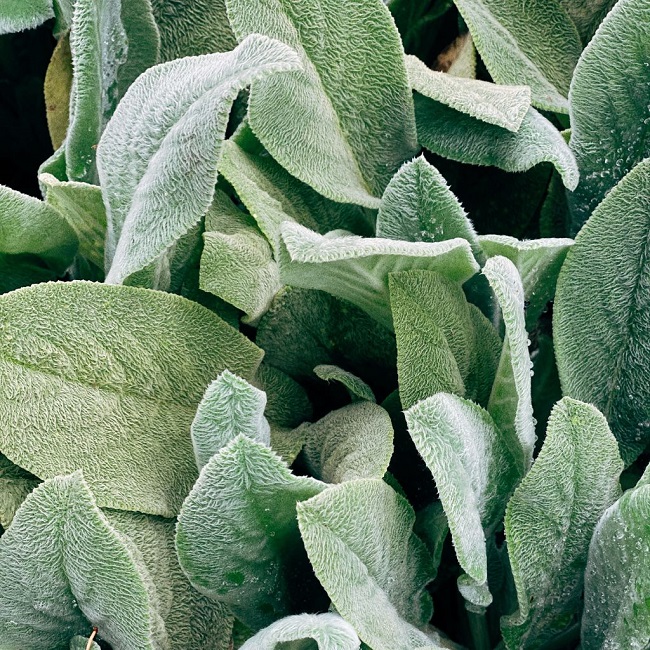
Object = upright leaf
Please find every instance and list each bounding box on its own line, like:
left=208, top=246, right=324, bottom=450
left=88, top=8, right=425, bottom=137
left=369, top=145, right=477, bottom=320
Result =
left=225, top=0, right=418, bottom=207
left=0, top=454, right=39, bottom=529
left=313, top=365, right=376, bottom=403
left=97, top=35, right=301, bottom=285
left=554, top=160, right=650, bottom=463
left=0, top=281, right=262, bottom=516
left=567, top=0, right=650, bottom=231
left=502, top=398, right=623, bottom=649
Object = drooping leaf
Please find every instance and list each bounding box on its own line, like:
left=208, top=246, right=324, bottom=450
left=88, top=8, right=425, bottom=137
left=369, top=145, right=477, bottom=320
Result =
left=414, top=95, right=579, bottom=190
left=191, top=369, right=270, bottom=470
left=0, top=0, right=55, bottom=35
left=502, top=398, right=623, bottom=649
left=581, top=474, right=650, bottom=649
left=567, top=0, right=650, bottom=232
left=297, top=479, right=436, bottom=650
left=554, top=160, right=650, bottom=464
left=484, top=256, right=535, bottom=472
left=376, top=156, right=483, bottom=263
left=406, top=54, right=530, bottom=132
left=0, top=281, right=262, bottom=516
left=0, top=454, right=39, bottom=529
left=405, top=393, right=521, bottom=608
left=97, top=35, right=301, bottom=285
left=176, top=436, right=325, bottom=630
left=44, top=34, right=73, bottom=151
left=302, top=402, right=394, bottom=483
left=0, top=472, right=166, bottom=650
left=279, top=222, right=480, bottom=328
left=313, top=365, right=376, bottom=402
left=240, top=613, right=361, bottom=650
left=452, top=0, right=582, bottom=112
left=0, top=184, right=78, bottom=272
left=225, top=0, right=418, bottom=207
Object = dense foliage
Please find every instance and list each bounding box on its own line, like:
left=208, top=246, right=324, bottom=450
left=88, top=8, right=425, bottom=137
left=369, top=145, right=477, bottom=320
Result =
left=0, top=0, right=648, bottom=648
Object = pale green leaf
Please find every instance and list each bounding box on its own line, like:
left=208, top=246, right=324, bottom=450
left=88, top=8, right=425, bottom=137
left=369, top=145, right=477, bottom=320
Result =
left=240, top=614, right=361, bottom=650
left=0, top=0, right=54, bottom=34
left=176, top=436, right=325, bottom=630
left=192, top=369, right=270, bottom=470
left=297, top=479, right=436, bottom=650
left=554, top=160, right=650, bottom=464
left=0, top=281, right=262, bottom=516
left=44, top=35, right=73, bottom=151
left=443, top=32, right=477, bottom=79
left=98, top=35, right=301, bottom=286
left=280, top=223, right=480, bottom=328
left=313, top=365, right=376, bottom=402
left=567, top=0, right=650, bottom=232
left=0, top=184, right=77, bottom=272
left=414, top=96, right=579, bottom=190
left=302, top=402, right=394, bottom=483
left=453, top=0, right=582, bottom=112
left=40, top=173, right=107, bottom=270
left=405, top=394, right=521, bottom=607
left=479, top=235, right=573, bottom=328
left=0, top=454, right=39, bottom=529
left=70, top=636, right=100, bottom=650
left=581, top=479, right=650, bottom=649
left=226, top=0, right=418, bottom=207
left=376, top=156, right=483, bottom=263
left=406, top=54, right=530, bottom=132
left=502, top=398, right=623, bottom=649
left=484, top=256, right=535, bottom=472
left=0, top=472, right=166, bottom=650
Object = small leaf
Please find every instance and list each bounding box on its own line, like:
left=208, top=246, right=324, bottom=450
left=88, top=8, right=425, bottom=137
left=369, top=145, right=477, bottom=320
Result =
left=98, top=35, right=301, bottom=285
left=313, top=365, right=376, bottom=402
left=502, top=398, right=623, bottom=649
left=0, top=0, right=54, bottom=34
left=302, top=402, right=394, bottom=483
left=70, top=636, right=100, bottom=650
left=406, top=54, right=530, bottom=132
left=192, top=369, right=270, bottom=470
left=176, top=436, right=325, bottom=630
left=44, top=34, right=73, bottom=151
left=0, top=454, right=39, bottom=529
left=225, top=0, right=418, bottom=207
left=280, top=223, right=480, bottom=328
left=240, top=613, right=361, bottom=650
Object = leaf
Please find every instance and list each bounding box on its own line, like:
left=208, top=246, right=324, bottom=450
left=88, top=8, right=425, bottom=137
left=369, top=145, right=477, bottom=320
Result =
left=199, top=190, right=281, bottom=323
left=452, top=0, right=582, bottom=112
left=150, top=0, right=237, bottom=61
left=240, top=613, right=361, bottom=650
left=413, top=502, right=448, bottom=579
left=0, top=184, right=77, bottom=272
left=439, top=32, right=476, bottom=79
left=313, top=365, right=376, bottom=402
left=302, top=402, right=394, bottom=483
left=70, top=636, right=100, bottom=650
left=0, top=454, right=39, bottom=529
left=98, top=35, right=301, bottom=285
left=405, top=393, right=521, bottom=608
left=581, top=476, right=650, bottom=649
left=558, top=0, right=617, bottom=44
left=44, top=34, right=73, bottom=151
left=279, top=222, right=480, bottom=328
left=0, top=255, right=57, bottom=295
left=105, top=510, right=233, bottom=650
left=479, top=235, right=573, bottom=328
left=40, top=173, right=107, bottom=269
left=567, top=0, right=650, bottom=233
left=554, top=160, right=650, bottom=464
left=225, top=0, right=418, bottom=207
left=297, top=479, right=436, bottom=650
left=192, top=369, right=271, bottom=470
left=0, top=281, right=262, bottom=516
left=406, top=54, right=530, bottom=132
left=0, top=472, right=166, bottom=650
left=176, top=436, right=325, bottom=630
left=0, top=0, right=54, bottom=34
left=414, top=95, right=579, bottom=190
left=502, top=398, right=623, bottom=649
left=484, top=256, right=535, bottom=472
left=376, top=156, right=483, bottom=263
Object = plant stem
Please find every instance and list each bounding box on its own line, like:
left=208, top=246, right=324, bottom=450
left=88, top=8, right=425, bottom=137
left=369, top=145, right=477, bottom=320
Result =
left=467, top=609, right=491, bottom=650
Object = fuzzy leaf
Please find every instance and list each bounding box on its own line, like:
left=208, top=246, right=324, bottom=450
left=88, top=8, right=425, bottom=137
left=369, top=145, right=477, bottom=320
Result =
left=0, top=256, right=57, bottom=295
left=0, top=454, right=39, bottom=529
left=192, top=369, right=270, bottom=470
left=0, top=281, right=262, bottom=516
left=225, top=0, right=418, bottom=207
left=97, top=35, right=301, bottom=285
left=406, top=54, right=530, bottom=132
left=44, top=35, right=73, bottom=151
left=414, top=96, right=579, bottom=190
left=0, top=0, right=54, bottom=34
left=313, top=365, right=376, bottom=402
left=70, top=637, right=100, bottom=650
left=452, top=0, right=582, bottom=112
left=280, top=223, right=480, bottom=329
left=176, top=436, right=325, bottom=630
left=558, top=0, right=616, bottom=44
left=502, top=398, right=623, bottom=649
left=554, top=160, right=650, bottom=464
left=567, top=0, right=650, bottom=232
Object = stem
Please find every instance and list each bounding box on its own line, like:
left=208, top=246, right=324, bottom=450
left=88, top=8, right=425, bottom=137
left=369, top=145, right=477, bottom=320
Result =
left=467, top=609, right=491, bottom=650
left=85, top=627, right=98, bottom=650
